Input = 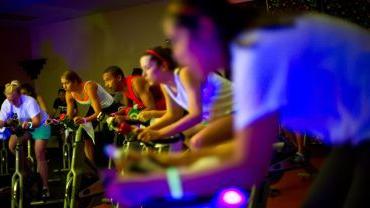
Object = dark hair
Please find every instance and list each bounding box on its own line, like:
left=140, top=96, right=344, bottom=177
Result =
left=165, top=0, right=252, bottom=80
left=167, top=0, right=298, bottom=43
left=58, top=88, right=66, bottom=94
left=131, top=68, right=143, bottom=76
left=20, top=83, right=37, bottom=98
left=165, top=0, right=273, bottom=80
left=103, top=65, right=125, bottom=78
left=167, top=0, right=254, bottom=44
left=144, top=46, right=178, bottom=72
left=61, top=70, right=83, bottom=83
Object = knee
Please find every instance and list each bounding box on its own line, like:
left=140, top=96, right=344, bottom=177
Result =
left=8, top=143, right=15, bottom=154
left=189, top=136, right=203, bottom=151
left=8, top=137, right=16, bottom=154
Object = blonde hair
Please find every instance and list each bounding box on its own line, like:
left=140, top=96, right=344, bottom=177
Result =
left=4, top=80, right=21, bottom=95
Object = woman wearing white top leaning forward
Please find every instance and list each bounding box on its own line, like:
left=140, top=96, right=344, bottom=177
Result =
left=137, top=46, right=234, bottom=150
left=60, top=70, right=120, bottom=163
left=104, top=0, right=370, bottom=207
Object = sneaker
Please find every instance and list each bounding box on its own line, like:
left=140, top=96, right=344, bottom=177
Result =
left=292, top=152, right=306, bottom=164
left=41, top=187, right=50, bottom=199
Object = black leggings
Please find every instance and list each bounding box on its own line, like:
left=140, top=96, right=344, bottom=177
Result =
left=85, top=102, right=122, bottom=167
left=303, top=141, right=370, bottom=208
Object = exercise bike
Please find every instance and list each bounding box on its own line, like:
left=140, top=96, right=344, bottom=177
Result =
left=4, top=114, right=43, bottom=208
left=104, top=145, right=263, bottom=208
left=48, top=114, right=75, bottom=172
left=0, top=127, right=11, bottom=207
left=0, top=127, right=11, bottom=177
left=102, top=112, right=185, bottom=208
left=62, top=117, right=105, bottom=208
left=106, top=107, right=185, bottom=156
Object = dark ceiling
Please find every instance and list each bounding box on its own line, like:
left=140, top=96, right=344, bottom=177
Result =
left=0, top=0, right=161, bottom=28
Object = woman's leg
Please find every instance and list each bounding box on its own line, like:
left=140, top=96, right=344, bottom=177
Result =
left=343, top=142, right=370, bottom=207
left=183, top=123, right=205, bottom=139
left=84, top=138, right=95, bottom=163
left=188, top=115, right=233, bottom=151
left=292, top=132, right=306, bottom=162
left=295, top=132, right=305, bottom=154
left=303, top=144, right=355, bottom=208
left=8, top=135, right=17, bottom=154
left=34, top=139, right=48, bottom=189
left=182, top=123, right=205, bottom=148
left=84, top=106, right=97, bottom=163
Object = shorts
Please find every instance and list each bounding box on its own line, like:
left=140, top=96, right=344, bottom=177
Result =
left=31, top=124, right=51, bottom=140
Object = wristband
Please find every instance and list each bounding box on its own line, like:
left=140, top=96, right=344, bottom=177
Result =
left=166, top=167, right=183, bottom=199
left=83, top=118, right=87, bottom=124
left=28, top=122, right=33, bottom=129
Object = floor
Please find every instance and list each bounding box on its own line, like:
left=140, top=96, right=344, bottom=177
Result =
left=1, top=138, right=329, bottom=208
left=267, top=156, right=326, bottom=208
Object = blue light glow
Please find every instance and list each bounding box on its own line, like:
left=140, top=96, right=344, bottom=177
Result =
left=104, top=144, right=119, bottom=158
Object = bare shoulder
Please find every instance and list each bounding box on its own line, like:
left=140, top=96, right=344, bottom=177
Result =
left=178, top=67, right=200, bottom=87
left=132, top=76, right=148, bottom=92
left=85, top=81, right=98, bottom=91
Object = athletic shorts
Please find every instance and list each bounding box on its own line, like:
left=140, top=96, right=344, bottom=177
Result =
left=31, top=124, right=51, bottom=140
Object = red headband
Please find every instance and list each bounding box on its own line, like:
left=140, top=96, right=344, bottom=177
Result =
left=145, top=50, right=169, bottom=69
left=168, top=3, right=199, bottom=16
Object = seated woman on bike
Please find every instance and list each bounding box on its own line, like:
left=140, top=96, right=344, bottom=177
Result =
left=0, top=80, right=51, bottom=198
left=137, top=46, right=233, bottom=150
left=105, top=0, right=370, bottom=206
left=60, top=70, right=120, bottom=162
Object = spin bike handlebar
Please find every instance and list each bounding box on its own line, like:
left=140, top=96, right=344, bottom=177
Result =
left=107, top=117, right=184, bottom=146
left=3, top=119, right=34, bottom=137
left=125, top=119, right=150, bottom=127
left=46, top=117, right=79, bottom=131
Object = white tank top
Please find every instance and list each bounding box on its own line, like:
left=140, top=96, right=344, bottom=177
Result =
left=163, top=68, right=233, bottom=121
left=73, top=81, right=114, bottom=109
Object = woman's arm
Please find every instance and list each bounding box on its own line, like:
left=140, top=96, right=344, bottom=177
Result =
left=121, top=93, right=130, bottom=107
left=65, top=92, right=76, bottom=119
left=150, top=68, right=203, bottom=138
left=112, top=142, right=234, bottom=175
left=84, top=82, right=102, bottom=122
left=106, top=112, right=279, bottom=207
left=0, top=102, right=9, bottom=128
left=22, top=112, right=42, bottom=129
left=144, top=85, right=184, bottom=130
left=36, top=95, right=48, bottom=114
left=138, top=110, right=166, bottom=122
left=30, top=113, right=42, bottom=128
